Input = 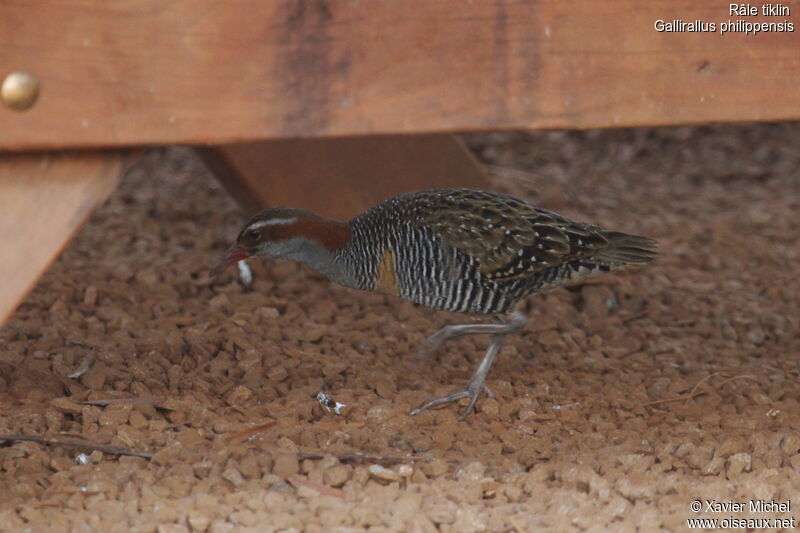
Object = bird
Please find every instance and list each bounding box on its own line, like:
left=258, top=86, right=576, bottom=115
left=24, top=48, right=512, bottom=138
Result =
left=213, top=188, right=657, bottom=419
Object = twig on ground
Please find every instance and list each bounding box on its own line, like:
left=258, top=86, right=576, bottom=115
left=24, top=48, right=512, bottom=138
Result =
left=81, top=397, right=162, bottom=407
left=297, top=451, right=418, bottom=466
left=680, top=372, right=725, bottom=406
left=0, top=434, right=153, bottom=459
left=225, top=421, right=278, bottom=443
left=641, top=373, right=758, bottom=408
left=65, top=340, right=96, bottom=350
left=685, top=374, right=758, bottom=406
left=620, top=310, right=650, bottom=324
left=588, top=309, right=649, bottom=331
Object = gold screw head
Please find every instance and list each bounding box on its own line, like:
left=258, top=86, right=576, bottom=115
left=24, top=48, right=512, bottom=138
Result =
left=2, top=71, right=40, bottom=111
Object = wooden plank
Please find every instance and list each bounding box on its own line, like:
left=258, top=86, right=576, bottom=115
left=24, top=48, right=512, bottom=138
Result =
left=1, top=1, right=798, bottom=150
left=197, top=134, right=489, bottom=220
left=0, top=151, right=131, bottom=326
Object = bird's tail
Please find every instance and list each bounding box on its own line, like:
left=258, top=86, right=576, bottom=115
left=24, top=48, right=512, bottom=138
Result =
left=594, top=231, right=658, bottom=265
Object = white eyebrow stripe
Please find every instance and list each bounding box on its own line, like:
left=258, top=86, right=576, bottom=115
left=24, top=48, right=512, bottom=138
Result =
left=248, top=216, right=299, bottom=230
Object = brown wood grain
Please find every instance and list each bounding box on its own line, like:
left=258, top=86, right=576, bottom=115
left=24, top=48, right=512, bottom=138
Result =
left=0, top=151, right=131, bottom=325
left=1, top=1, right=798, bottom=150
left=197, top=134, right=489, bottom=220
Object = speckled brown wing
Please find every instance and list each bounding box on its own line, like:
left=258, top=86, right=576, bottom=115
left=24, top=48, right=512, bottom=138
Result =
left=415, top=189, right=610, bottom=282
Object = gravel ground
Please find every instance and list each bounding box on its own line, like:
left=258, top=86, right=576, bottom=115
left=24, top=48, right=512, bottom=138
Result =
left=1, top=123, right=799, bottom=532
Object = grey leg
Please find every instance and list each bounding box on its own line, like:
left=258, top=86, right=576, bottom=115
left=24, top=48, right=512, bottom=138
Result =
left=410, top=311, right=526, bottom=419
left=417, top=310, right=527, bottom=358
left=411, top=333, right=505, bottom=419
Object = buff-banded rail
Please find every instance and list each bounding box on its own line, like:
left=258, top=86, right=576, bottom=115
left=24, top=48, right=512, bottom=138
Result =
left=214, top=188, right=657, bottom=419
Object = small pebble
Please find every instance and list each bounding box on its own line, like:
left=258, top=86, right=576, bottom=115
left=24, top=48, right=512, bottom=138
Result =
left=368, top=464, right=400, bottom=482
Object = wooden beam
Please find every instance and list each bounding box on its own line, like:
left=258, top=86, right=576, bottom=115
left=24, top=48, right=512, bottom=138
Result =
left=0, top=151, right=131, bottom=326
left=197, top=134, right=489, bottom=220
left=1, top=1, right=798, bottom=150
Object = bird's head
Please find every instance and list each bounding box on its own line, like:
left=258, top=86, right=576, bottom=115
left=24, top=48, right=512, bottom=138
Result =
left=211, top=207, right=351, bottom=275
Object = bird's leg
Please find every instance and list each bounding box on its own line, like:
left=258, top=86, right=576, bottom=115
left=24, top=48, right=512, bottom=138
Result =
left=417, top=311, right=526, bottom=359
left=411, top=333, right=505, bottom=419
left=411, top=311, right=526, bottom=419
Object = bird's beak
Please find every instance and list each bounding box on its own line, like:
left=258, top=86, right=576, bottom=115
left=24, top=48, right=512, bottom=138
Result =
left=211, top=245, right=250, bottom=276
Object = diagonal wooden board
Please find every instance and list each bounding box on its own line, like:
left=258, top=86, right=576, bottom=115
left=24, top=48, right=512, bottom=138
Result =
left=197, top=134, right=489, bottom=220
left=0, top=150, right=133, bottom=326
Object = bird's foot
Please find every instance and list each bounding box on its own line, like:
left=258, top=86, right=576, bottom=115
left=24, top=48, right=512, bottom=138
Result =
left=410, top=313, right=525, bottom=419
left=410, top=380, right=490, bottom=420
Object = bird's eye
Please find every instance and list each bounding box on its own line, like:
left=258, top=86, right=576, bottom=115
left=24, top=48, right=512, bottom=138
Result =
left=245, top=229, right=261, bottom=240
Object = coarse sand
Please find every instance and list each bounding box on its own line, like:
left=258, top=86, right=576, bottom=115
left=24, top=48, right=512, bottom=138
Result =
left=2, top=123, right=799, bottom=532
